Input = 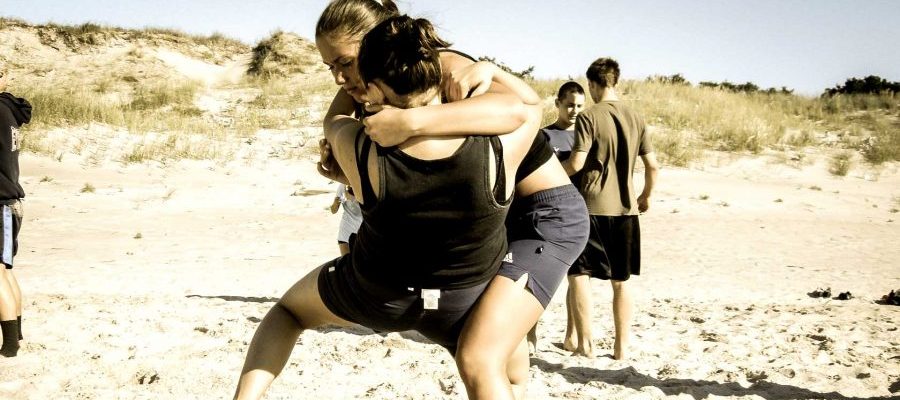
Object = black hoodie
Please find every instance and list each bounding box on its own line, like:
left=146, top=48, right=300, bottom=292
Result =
left=0, top=92, right=32, bottom=202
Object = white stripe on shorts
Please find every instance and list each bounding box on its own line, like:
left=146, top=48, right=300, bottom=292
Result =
left=2, top=205, right=12, bottom=266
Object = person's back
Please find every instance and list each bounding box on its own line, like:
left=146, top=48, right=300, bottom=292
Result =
left=576, top=101, right=649, bottom=216
left=352, top=132, right=510, bottom=289
left=319, top=14, right=536, bottom=350
left=562, top=57, right=659, bottom=360
left=326, top=15, right=533, bottom=290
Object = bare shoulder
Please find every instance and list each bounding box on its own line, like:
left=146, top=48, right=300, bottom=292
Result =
left=439, top=50, right=475, bottom=73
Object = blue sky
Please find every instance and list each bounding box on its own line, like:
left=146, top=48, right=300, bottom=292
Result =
left=2, top=0, right=898, bottom=95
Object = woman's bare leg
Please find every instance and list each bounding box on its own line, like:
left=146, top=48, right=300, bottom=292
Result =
left=456, top=274, right=543, bottom=400
left=234, top=266, right=351, bottom=400
left=507, top=338, right=530, bottom=400
left=526, top=323, right=538, bottom=355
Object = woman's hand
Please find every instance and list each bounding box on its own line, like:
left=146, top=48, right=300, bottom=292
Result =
left=362, top=104, right=415, bottom=147
left=444, top=61, right=496, bottom=102
left=317, top=138, right=349, bottom=184
left=359, top=82, right=415, bottom=147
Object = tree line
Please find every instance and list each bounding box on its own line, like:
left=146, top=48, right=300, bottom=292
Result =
left=647, top=73, right=899, bottom=97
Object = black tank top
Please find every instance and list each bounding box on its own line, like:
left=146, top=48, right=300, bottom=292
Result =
left=352, top=130, right=512, bottom=289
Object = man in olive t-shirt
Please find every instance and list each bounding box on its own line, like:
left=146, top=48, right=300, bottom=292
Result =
left=562, top=58, right=660, bottom=360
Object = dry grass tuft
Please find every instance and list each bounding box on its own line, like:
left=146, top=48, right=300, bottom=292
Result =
left=248, top=31, right=322, bottom=79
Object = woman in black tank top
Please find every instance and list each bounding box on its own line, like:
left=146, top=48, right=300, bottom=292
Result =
left=234, top=13, right=546, bottom=400
left=309, top=2, right=587, bottom=399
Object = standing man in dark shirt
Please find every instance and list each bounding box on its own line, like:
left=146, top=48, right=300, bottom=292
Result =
left=563, top=58, right=659, bottom=360
left=527, top=81, right=586, bottom=352
left=541, top=81, right=585, bottom=163
left=0, top=62, right=31, bottom=357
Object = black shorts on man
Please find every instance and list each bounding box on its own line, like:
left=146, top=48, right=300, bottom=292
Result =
left=569, top=215, right=640, bottom=281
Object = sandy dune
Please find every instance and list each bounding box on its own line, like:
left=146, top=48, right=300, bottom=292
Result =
left=0, top=147, right=897, bottom=399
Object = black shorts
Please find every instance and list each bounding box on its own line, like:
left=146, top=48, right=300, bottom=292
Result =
left=498, top=185, right=589, bottom=308
left=318, top=255, right=489, bottom=355
left=337, top=233, right=357, bottom=248
left=569, top=215, right=640, bottom=281
left=1, top=201, right=23, bottom=269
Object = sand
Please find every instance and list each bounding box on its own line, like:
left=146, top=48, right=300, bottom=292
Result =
left=1, top=147, right=898, bottom=399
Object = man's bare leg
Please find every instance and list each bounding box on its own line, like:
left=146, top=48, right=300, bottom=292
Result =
left=563, top=278, right=578, bottom=351
left=611, top=280, right=632, bottom=360
left=568, top=274, right=594, bottom=357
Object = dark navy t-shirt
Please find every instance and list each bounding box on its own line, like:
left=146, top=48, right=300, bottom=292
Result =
left=541, top=123, right=575, bottom=161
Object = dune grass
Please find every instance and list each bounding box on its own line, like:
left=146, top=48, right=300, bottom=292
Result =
left=7, top=16, right=897, bottom=166
left=17, top=75, right=899, bottom=166
left=248, top=31, right=322, bottom=79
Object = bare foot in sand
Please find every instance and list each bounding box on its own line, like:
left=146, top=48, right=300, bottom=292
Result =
left=613, top=337, right=629, bottom=360
left=571, top=340, right=595, bottom=358
left=562, top=333, right=577, bottom=352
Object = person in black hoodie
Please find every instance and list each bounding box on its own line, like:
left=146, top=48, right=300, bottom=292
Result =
left=0, top=62, right=31, bottom=357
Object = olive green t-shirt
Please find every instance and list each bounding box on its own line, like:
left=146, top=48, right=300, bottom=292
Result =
left=572, top=101, right=652, bottom=216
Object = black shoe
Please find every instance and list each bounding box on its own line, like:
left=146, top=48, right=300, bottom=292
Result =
left=808, top=287, right=831, bottom=298
left=881, top=290, right=900, bottom=306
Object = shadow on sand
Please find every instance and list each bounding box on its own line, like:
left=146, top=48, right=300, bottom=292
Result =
left=530, top=359, right=897, bottom=400
left=186, top=294, right=279, bottom=303
left=186, top=294, right=433, bottom=345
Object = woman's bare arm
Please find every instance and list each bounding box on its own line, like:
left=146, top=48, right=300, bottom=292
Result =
left=361, top=53, right=541, bottom=146
left=323, top=115, right=365, bottom=202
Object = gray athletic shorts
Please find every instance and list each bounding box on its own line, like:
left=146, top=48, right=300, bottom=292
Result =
left=1, top=201, right=23, bottom=269
left=498, top=185, right=589, bottom=308
left=318, top=255, right=490, bottom=355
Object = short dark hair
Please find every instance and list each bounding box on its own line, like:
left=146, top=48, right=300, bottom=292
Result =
left=586, top=58, right=620, bottom=88
left=557, top=81, right=584, bottom=100
left=315, top=0, right=399, bottom=43
left=357, top=15, right=450, bottom=96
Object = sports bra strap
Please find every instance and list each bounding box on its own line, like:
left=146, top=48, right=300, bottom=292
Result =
left=438, top=48, right=477, bottom=62
left=355, top=128, right=377, bottom=205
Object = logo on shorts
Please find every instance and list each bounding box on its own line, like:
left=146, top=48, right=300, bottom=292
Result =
left=9, top=126, right=19, bottom=152
left=502, top=252, right=513, bottom=263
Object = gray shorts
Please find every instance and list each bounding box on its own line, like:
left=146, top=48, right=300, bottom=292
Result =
left=498, top=185, right=589, bottom=308
left=1, top=200, right=23, bottom=269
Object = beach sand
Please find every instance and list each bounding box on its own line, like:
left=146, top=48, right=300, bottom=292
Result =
left=1, top=149, right=898, bottom=399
